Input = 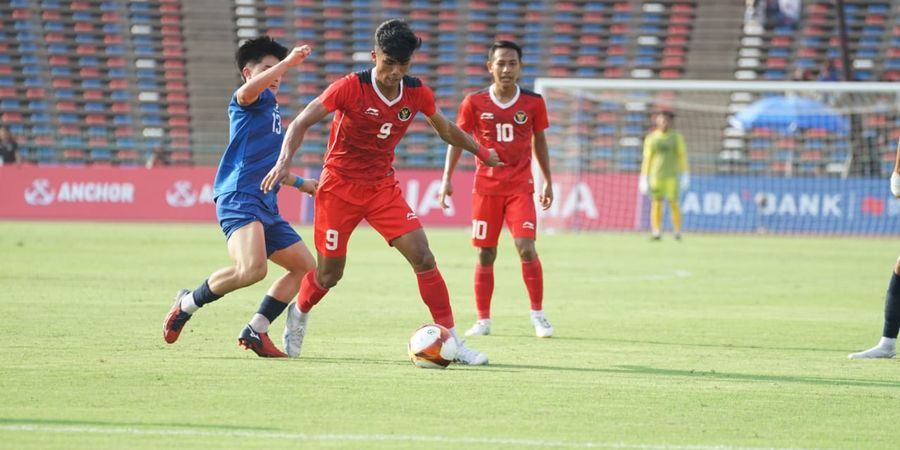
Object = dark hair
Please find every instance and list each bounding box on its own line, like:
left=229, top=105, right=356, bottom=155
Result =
left=374, top=19, right=421, bottom=63
left=235, top=36, right=288, bottom=74
left=488, top=40, right=522, bottom=61
left=657, top=110, right=675, bottom=119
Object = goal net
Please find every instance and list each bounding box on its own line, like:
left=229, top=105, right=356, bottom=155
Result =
left=533, top=78, right=900, bottom=235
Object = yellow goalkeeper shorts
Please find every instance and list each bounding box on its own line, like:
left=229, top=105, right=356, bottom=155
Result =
left=649, top=176, right=678, bottom=200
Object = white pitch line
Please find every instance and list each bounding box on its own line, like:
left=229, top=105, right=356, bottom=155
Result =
left=0, top=423, right=823, bottom=450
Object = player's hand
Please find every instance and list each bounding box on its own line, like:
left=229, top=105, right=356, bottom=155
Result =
left=482, top=149, right=504, bottom=167
left=638, top=176, right=649, bottom=195
left=438, top=179, right=453, bottom=209
left=540, top=181, right=553, bottom=210
left=261, top=161, right=290, bottom=193
left=891, top=172, right=900, bottom=198
left=680, top=172, right=690, bottom=191
left=299, top=178, right=319, bottom=197
left=283, top=45, right=312, bottom=67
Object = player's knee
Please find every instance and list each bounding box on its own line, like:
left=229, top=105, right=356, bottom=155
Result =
left=316, top=267, right=343, bottom=289
left=236, top=263, right=267, bottom=286
left=478, top=247, right=497, bottom=266
left=518, top=247, right=537, bottom=261
left=515, top=241, right=536, bottom=261
left=409, top=250, right=436, bottom=272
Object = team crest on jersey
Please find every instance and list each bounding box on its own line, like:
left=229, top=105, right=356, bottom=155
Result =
left=514, top=111, right=528, bottom=124
left=480, top=112, right=495, bottom=120
left=398, top=107, right=412, bottom=121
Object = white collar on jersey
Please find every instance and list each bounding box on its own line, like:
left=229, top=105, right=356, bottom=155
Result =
left=370, top=68, right=404, bottom=107
left=489, top=84, right=520, bottom=110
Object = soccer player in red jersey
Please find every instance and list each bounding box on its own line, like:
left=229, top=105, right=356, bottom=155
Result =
left=438, top=40, right=555, bottom=338
left=260, top=19, right=501, bottom=365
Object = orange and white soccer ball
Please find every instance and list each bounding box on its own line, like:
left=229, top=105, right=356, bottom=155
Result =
left=407, top=324, right=458, bottom=369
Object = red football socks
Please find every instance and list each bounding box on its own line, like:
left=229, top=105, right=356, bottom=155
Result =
left=474, top=264, right=494, bottom=320
left=298, top=270, right=329, bottom=313
left=416, top=267, right=454, bottom=329
left=522, top=257, right=543, bottom=311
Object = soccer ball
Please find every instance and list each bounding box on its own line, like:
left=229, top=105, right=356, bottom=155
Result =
left=407, top=324, right=458, bottom=369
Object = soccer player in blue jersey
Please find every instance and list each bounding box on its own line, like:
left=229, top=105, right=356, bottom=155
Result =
left=849, top=139, right=900, bottom=359
left=163, top=37, right=317, bottom=357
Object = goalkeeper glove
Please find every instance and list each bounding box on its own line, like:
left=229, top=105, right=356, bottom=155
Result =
left=679, top=172, right=690, bottom=191
left=638, top=176, right=649, bottom=195
left=891, top=172, right=900, bottom=197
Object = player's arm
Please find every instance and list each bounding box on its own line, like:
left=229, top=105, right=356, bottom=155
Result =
left=439, top=145, right=464, bottom=209
left=236, top=45, right=311, bottom=106
left=891, top=138, right=900, bottom=198
left=677, top=133, right=689, bottom=190
left=639, top=136, right=652, bottom=195
left=281, top=173, right=319, bottom=196
left=533, top=130, right=553, bottom=210
left=260, top=98, right=330, bottom=193
left=425, top=110, right=502, bottom=167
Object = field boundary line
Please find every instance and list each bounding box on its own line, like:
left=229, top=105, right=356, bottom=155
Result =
left=0, top=423, right=824, bottom=450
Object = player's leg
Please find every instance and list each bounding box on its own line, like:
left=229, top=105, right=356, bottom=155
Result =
left=507, top=193, right=553, bottom=338
left=667, top=180, right=683, bottom=241
left=282, top=187, right=357, bottom=357
left=239, top=220, right=314, bottom=358
left=849, top=257, right=900, bottom=359
left=467, top=193, right=504, bottom=336
left=372, top=184, right=487, bottom=365
left=650, top=195, right=663, bottom=240
left=163, top=220, right=267, bottom=344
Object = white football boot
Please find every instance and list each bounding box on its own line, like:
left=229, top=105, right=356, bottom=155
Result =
left=283, top=303, right=308, bottom=358
left=464, top=319, right=491, bottom=337
left=848, top=337, right=896, bottom=359
left=531, top=313, right=554, bottom=338
left=455, top=340, right=488, bottom=365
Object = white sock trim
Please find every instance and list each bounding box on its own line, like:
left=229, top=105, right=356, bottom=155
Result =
left=248, top=314, right=271, bottom=334
left=180, top=292, right=200, bottom=314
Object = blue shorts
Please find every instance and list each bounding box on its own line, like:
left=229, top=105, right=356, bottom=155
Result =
left=216, top=191, right=301, bottom=257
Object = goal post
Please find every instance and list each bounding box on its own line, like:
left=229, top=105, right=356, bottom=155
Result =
left=532, top=78, right=900, bottom=235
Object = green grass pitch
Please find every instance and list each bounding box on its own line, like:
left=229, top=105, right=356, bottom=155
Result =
left=1, top=221, right=898, bottom=449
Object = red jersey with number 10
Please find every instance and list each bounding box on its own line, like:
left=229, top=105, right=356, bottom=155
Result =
left=319, top=69, right=436, bottom=182
left=457, top=86, right=549, bottom=195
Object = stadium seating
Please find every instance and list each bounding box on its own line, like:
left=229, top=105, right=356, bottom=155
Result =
left=723, top=0, right=898, bottom=176
left=230, top=0, right=697, bottom=170
left=0, top=0, right=191, bottom=165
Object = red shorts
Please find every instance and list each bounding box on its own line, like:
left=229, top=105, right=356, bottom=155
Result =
left=314, top=172, right=422, bottom=257
left=471, top=192, right=537, bottom=247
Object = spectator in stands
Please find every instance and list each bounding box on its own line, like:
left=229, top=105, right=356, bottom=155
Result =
left=777, top=0, right=801, bottom=25
left=145, top=145, right=170, bottom=169
left=744, top=0, right=764, bottom=34
left=816, top=60, right=840, bottom=82
left=0, top=126, right=21, bottom=166
left=639, top=111, right=689, bottom=241
left=791, top=67, right=814, bottom=82
left=849, top=138, right=900, bottom=359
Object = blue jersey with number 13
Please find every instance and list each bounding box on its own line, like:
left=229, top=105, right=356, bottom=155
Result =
left=214, top=88, right=284, bottom=209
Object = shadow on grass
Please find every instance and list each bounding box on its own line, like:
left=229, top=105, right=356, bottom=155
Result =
left=488, top=334, right=853, bottom=353
left=487, top=363, right=900, bottom=388
left=198, top=355, right=900, bottom=389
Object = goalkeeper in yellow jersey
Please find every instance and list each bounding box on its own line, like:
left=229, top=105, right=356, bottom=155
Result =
left=639, top=111, right=689, bottom=241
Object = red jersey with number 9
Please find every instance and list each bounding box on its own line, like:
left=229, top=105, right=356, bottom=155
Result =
left=456, top=86, right=549, bottom=195
left=319, top=69, right=436, bottom=182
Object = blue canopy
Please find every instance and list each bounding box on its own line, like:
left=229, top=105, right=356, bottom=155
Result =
left=730, top=95, right=849, bottom=135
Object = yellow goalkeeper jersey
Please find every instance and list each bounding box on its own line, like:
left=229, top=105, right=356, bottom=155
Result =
left=641, top=129, right=688, bottom=180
